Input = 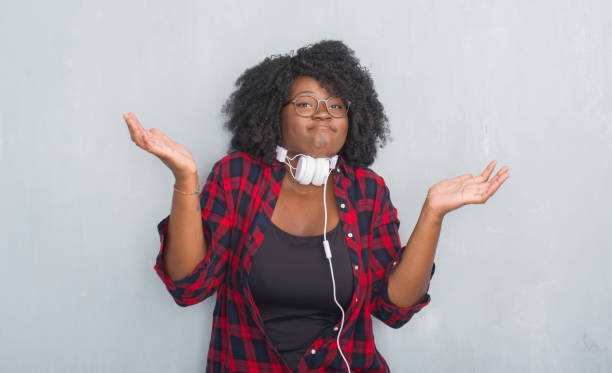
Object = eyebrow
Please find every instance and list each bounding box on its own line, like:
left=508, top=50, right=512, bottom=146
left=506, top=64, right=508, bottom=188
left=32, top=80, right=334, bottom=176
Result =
left=294, top=90, right=334, bottom=98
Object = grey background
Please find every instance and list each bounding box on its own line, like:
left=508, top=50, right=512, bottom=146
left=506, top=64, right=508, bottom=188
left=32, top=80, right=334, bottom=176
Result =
left=1, top=0, right=611, bottom=372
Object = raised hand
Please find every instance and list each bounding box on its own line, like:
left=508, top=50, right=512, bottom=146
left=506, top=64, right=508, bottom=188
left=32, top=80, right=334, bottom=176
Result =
left=123, top=112, right=198, bottom=179
left=425, top=160, right=510, bottom=218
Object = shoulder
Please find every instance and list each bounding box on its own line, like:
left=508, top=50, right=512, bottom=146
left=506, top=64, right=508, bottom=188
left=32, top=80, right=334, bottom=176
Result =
left=350, top=164, right=390, bottom=194
left=205, top=151, right=269, bottom=209
left=344, top=164, right=399, bottom=226
left=206, top=151, right=272, bottom=194
left=341, top=163, right=394, bottom=216
left=211, top=150, right=268, bottom=177
left=354, top=166, right=385, bottom=184
left=214, top=150, right=263, bottom=167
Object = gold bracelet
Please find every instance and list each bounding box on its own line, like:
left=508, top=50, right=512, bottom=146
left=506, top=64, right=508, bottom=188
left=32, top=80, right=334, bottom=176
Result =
left=173, top=184, right=200, bottom=195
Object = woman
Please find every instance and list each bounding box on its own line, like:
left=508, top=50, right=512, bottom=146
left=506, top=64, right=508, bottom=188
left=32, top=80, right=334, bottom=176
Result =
left=124, top=40, right=509, bottom=373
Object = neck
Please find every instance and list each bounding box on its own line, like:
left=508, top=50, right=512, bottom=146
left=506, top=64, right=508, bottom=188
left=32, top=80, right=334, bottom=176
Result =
left=286, top=149, right=335, bottom=160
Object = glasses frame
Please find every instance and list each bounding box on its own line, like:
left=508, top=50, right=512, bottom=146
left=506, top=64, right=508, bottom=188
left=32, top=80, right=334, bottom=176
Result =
left=283, top=94, right=351, bottom=118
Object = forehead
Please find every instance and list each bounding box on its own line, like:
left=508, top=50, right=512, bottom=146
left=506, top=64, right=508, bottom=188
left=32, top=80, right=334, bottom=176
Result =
left=290, top=75, right=338, bottom=97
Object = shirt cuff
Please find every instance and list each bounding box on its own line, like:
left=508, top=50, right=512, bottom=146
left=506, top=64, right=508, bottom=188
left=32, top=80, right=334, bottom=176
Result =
left=380, top=279, right=431, bottom=315
left=153, top=214, right=213, bottom=294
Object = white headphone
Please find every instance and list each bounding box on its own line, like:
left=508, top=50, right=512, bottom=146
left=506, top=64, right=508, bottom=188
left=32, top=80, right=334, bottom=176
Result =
left=275, top=145, right=352, bottom=373
left=275, top=145, right=338, bottom=187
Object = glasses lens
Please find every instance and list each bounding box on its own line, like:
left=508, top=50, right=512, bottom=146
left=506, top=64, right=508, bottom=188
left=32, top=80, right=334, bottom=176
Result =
left=327, top=97, right=348, bottom=117
left=294, top=96, right=317, bottom=116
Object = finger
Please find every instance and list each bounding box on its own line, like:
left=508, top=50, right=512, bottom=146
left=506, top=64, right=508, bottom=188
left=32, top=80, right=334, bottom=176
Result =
left=140, top=130, right=151, bottom=145
left=124, top=112, right=146, bottom=132
left=489, top=167, right=510, bottom=186
left=472, top=169, right=509, bottom=200
left=124, top=113, right=140, bottom=140
left=484, top=171, right=510, bottom=197
left=125, top=113, right=149, bottom=147
left=474, top=160, right=496, bottom=183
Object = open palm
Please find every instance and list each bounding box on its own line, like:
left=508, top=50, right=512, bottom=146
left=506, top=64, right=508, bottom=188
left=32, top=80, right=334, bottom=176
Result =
left=124, top=112, right=197, bottom=179
left=426, top=160, right=510, bottom=217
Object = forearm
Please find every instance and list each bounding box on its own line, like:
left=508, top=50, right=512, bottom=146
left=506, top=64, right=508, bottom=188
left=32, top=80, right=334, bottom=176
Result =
left=163, top=172, right=208, bottom=282
left=387, top=197, right=442, bottom=308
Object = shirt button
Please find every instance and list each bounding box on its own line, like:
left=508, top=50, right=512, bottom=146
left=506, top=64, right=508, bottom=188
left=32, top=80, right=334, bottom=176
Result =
left=336, top=168, right=340, bottom=173
left=347, top=233, right=353, bottom=238
left=354, top=265, right=359, bottom=270
left=340, top=203, right=346, bottom=209
left=333, top=326, right=339, bottom=331
left=355, top=298, right=358, bottom=302
left=311, top=349, right=317, bottom=354
left=393, top=261, right=397, bottom=266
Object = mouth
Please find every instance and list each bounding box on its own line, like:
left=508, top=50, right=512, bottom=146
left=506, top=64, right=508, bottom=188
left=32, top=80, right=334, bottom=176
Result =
left=310, top=124, right=333, bottom=131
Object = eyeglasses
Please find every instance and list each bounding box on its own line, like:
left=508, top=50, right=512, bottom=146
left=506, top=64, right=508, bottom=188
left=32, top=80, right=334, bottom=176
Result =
left=283, top=95, right=351, bottom=118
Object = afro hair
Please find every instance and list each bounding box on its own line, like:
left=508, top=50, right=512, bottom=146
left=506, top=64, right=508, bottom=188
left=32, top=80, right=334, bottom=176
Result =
left=221, top=39, right=391, bottom=168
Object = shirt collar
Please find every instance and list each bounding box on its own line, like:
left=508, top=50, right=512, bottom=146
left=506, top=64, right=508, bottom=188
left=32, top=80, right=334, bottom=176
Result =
left=263, top=148, right=355, bottom=181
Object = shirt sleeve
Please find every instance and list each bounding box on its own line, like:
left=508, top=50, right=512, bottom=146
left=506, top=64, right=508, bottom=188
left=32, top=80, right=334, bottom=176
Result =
left=369, top=178, right=435, bottom=329
left=153, top=159, right=232, bottom=307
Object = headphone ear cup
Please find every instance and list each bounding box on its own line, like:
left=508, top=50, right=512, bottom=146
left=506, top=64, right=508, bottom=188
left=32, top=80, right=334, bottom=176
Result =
left=311, top=158, right=329, bottom=186
left=295, top=155, right=315, bottom=184
left=329, top=155, right=338, bottom=170
left=276, top=145, right=287, bottom=163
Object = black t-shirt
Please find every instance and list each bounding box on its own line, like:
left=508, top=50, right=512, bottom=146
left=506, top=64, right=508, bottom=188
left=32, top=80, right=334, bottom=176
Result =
left=248, top=219, right=354, bottom=372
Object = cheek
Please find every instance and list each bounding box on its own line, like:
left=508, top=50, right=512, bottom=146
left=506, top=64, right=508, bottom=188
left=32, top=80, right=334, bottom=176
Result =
left=281, top=112, right=309, bottom=134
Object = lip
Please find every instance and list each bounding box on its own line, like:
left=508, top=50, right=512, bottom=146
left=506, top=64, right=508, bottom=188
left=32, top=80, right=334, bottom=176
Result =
left=310, top=124, right=333, bottom=130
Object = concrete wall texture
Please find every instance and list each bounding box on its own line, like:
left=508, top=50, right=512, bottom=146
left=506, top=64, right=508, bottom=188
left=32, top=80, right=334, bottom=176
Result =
left=1, top=0, right=611, bottom=372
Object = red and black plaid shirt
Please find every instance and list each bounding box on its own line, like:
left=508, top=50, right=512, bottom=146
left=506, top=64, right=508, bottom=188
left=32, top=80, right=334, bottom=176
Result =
left=154, top=150, right=434, bottom=372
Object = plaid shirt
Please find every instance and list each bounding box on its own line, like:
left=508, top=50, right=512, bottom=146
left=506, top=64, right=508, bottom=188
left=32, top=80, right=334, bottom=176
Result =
left=154, top=150, right=435, bottom=372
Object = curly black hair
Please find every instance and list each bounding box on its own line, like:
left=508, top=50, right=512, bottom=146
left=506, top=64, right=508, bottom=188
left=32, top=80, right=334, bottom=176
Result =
left=221, top=39, right=391, bottom=168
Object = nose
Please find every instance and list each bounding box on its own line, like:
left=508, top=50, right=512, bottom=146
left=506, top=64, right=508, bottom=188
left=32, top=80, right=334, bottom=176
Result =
left=312, top=100, right=331, bottom=120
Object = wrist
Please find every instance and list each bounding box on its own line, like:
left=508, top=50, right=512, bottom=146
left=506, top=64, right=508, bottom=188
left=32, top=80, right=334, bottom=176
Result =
left=174, top=173, right=200, bottom=192
left=423, top=197, right=445, bottom=224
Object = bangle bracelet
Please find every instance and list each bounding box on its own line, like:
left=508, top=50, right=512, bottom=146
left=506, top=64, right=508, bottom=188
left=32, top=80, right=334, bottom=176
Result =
left=173, top=184, right=200, bottom=195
